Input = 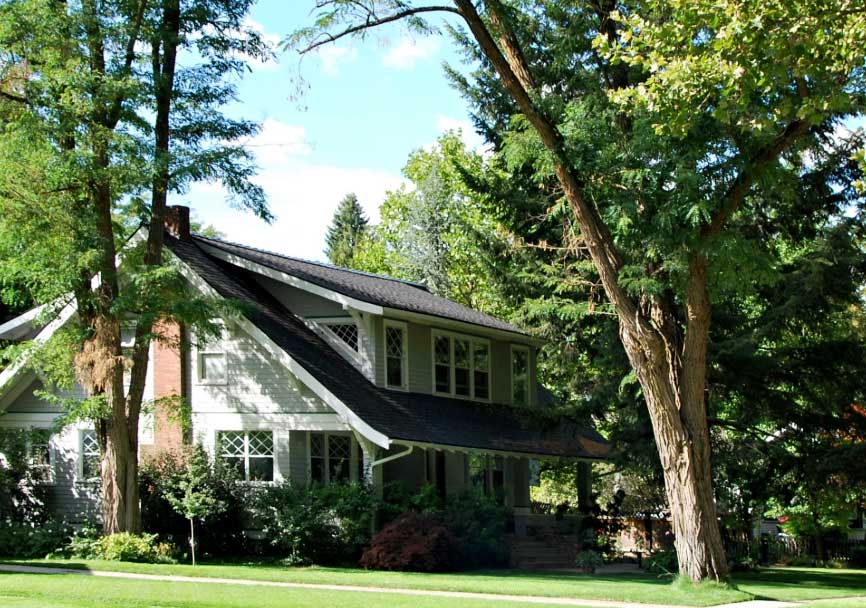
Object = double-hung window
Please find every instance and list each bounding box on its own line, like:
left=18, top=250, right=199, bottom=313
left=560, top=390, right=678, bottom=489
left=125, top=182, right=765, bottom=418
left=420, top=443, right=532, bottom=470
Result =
left=27, top=430, right=53, bottom=484
left=511, top=345, right=530, bottom=406
left=432, top=331, right=490, bottom=400
left=384, top=321, right=408, bottom=390
left=309, top=432, right=360, bottom=484
left=197, top=325, right=227, bottom=385
left=218, top=430, right=274, bottom=482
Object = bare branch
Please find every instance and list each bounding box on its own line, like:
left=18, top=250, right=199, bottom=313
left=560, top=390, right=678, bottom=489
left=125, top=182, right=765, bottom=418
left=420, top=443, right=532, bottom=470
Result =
left=297, top=5, right=461, bottom=54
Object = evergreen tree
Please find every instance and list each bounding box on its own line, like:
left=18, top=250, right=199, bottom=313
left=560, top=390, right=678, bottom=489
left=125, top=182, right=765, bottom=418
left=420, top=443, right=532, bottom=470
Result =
left=325, top=193, right=368, bottom=267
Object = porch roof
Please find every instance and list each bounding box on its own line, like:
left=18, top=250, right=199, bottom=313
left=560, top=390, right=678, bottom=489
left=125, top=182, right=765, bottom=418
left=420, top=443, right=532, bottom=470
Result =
left=166, top=234, right=610, bottom=461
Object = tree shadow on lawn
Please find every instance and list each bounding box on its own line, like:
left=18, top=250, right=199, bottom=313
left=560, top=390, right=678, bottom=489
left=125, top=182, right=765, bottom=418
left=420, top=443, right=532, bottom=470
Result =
left=734, top=568, right=866, bottom=600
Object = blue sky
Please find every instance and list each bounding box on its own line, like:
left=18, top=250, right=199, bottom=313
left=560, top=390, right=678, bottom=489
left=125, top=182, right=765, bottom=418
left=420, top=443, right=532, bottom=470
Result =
left=184, top=2, right=478, bottom=261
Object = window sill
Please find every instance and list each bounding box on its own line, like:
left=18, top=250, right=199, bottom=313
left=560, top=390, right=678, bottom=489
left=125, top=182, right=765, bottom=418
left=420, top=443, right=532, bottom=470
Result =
left=433, top=390, right=491, bottom=403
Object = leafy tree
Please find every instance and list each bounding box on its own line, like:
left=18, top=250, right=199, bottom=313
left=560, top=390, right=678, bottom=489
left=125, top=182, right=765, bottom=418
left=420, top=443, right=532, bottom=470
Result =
left=0, top=0, right=271, bottom=533
left=325, top=193, right=369, bottom=267
left=161, top=447, right=228, bottom=566
left=290, top=0, right=866, bottom=581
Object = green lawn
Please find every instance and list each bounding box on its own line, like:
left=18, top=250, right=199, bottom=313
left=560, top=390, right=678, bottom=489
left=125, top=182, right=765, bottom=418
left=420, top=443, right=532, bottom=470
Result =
left=2, top=558, right=750, bottom=606
left=2, top=559, right=866, bottom=607
left=0, top=572, right=574, bottom=608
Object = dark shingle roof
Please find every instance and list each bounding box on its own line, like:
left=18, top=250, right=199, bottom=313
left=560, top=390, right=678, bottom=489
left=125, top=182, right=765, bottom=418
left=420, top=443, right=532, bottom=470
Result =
left=167, top=235, right=609, bottom=459
left=192, top=234, right=525, bottom=336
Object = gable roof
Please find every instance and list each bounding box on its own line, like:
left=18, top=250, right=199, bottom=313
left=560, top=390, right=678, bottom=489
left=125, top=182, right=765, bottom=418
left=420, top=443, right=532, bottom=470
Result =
left=193, top=235, right=526, bottom=337
left=166, top=234, right=609, bottom=460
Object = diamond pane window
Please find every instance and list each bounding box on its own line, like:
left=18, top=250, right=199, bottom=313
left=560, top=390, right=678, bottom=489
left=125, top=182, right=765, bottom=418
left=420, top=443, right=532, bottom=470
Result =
left=81, top=430, right=100, bottom=481
left=473, top=343, right=490, bottom=400
left=454, top=339, right=470, bottom=397
left=218, top=431, right=274, bottom=482
left=434, top=335, right=452, bottom=393
left=385, top=323, right=407, bottom=389
left=309, top=432, right=357, bottom=485
left=324, top=322, right=359, bottom=352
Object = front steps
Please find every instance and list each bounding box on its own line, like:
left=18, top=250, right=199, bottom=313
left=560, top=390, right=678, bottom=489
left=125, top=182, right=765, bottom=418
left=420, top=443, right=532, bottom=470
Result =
left=509, top=533, right=582, bottom=569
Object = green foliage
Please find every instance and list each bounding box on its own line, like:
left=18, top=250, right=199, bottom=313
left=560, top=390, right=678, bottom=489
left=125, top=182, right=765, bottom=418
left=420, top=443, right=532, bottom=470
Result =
left=0, top=519, right=70, bottom=558
left=0, top=428, right=51, bottom=523
left=648, top=550, right=679, bottom=576
left=575, top=549, right=604, bottom=573
left=140, top=449, right=247, bottom=559
left=325, top=193, right=369, bottom=267
left=250, top=482, right=377, bottom=566
left=67, top=531, right=177, bottom=564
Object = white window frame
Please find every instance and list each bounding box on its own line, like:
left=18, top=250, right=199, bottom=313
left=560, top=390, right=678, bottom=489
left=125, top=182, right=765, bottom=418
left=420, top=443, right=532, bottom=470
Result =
left=26, top=430, right=54, bottom=485
left=317, top=317, right=361, bottom=353
left=431, top=329, right=492, bottom=402
left=306, top=432, right=361, bottom=485
left=216, top=430, right=275, bottom=484
left=510, top=344, right=531, bottom=406
left=79, top=429, right=101, bottom=483
left=196, top=323, right=227, bottom=386
left=383, top=319, right=409, bottom=391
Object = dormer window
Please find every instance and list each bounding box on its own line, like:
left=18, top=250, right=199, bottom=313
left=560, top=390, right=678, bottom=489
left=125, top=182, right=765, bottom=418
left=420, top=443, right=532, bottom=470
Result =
left=511, top=345, right=530, bottom=406
left=320, top=320, right=359, bottom=352
left=432, top=331, right=490, bottom=401
left=384, top=320, right=408, bottom=390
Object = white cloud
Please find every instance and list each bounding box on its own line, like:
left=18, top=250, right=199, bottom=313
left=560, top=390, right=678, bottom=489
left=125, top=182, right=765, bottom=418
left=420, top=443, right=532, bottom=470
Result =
left=183, top=119, right=404, bottom=262
left=381, top=37, right=440, bottom=70
left=317, top=45, right=358, bottom=77
left=435, top=115, right=486, bottom=151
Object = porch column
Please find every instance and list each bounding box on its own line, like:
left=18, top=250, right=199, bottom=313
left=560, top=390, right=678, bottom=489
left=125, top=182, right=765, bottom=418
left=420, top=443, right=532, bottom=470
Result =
left=577, top=461, right=593, bottom=513
left=354, top=432, right=383, bottom=499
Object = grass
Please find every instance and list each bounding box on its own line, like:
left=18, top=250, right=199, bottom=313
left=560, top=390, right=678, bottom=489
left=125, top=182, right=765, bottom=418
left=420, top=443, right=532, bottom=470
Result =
left=1, top=558, right=751, bottom=606
left=0, top=572, right=578, bottom=608
left=2, top=558, right=865, bottom=607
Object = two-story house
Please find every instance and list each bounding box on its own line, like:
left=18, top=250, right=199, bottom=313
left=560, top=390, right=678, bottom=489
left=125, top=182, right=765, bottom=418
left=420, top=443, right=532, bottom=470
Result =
left=0, top=206, right=609, bottom=532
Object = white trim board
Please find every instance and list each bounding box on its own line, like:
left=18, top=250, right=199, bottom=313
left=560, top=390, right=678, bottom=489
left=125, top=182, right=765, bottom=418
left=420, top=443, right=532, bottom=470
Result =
left=166, top=244, right=392, bottom=450
left=196, top=242, right=384, bottom=315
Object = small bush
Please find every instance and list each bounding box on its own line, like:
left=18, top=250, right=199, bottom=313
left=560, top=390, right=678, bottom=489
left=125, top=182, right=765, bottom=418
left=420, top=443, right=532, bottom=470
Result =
left=140, top=450, right=247, bottom=558
left=850, top=545, right=866, bottom=568
left=360, top=512, right=459, bottom=572
left=648, top=549, right=678, bottom=575
left=440, top=492, right=509, bottom=569
left=0, top=519, right=71, bottom=558
left=67, top=531, right=177, bottom=564
left=251, top=482, right=376, bottom=566
left=575, top=549, right=604, bottom=573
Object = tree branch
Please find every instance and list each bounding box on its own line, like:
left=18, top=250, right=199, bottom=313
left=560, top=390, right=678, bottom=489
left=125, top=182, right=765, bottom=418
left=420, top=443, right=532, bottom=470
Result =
left=297, top=5, right=461, bottom=54
left=0, top=88, right=27, bottom=104
left=703, top=119, right=810, bottom=238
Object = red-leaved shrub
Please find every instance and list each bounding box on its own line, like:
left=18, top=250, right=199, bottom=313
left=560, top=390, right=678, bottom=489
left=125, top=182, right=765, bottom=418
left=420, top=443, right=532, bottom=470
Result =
left=359, top=512, right=460, bottom=572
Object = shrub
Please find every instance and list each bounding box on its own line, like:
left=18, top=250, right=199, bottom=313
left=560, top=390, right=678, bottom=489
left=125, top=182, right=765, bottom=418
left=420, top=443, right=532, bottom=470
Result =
left=67, top=531, right=177, bottom=564
left=0, top=519, right=71, bottom=558
left=850, top=545, right=866, bottom=568
left=250, top=482, right=377, bottom=566
left=648, top=549, right=678, bottom=575
left=360, top=511, right=460, bottom=572
left=576, top=549, right=604, bottom=573
left=0, top=429, right=51, bottom=524
left=440, top=492, right=510, bottom=569
left=140, top=450, right=247, bottom=558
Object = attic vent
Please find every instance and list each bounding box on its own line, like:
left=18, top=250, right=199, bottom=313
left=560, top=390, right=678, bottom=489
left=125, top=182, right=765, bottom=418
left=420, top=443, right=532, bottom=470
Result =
left=321, top=321, right=359, bottom=352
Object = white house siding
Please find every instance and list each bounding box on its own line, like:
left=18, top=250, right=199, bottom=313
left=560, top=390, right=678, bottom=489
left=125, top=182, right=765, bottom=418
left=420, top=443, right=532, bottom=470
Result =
left=0, top=350, right=156, bottom=523
left=188, top=321, right=349, bottom=485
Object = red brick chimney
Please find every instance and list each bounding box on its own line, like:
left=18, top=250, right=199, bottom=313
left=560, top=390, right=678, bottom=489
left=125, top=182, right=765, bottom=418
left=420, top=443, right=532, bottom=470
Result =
left=165, top=205, right=191, bottom=240
left=150, top=319, right=187, bottom=455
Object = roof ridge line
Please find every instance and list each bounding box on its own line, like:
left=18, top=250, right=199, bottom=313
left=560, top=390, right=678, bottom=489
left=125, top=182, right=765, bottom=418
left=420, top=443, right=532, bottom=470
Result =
left=192, top=233, right=431, bottom=292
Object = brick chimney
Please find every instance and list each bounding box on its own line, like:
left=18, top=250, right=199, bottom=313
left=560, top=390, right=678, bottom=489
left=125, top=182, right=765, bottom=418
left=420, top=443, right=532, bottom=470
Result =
left=141, top=319, right=188, bottom=460
left=165, top=205, right=191, bottom=240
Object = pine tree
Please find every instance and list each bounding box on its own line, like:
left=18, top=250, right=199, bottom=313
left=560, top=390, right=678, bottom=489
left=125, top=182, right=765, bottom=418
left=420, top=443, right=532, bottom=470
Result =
left=324, top=193, right=368, bottom=267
